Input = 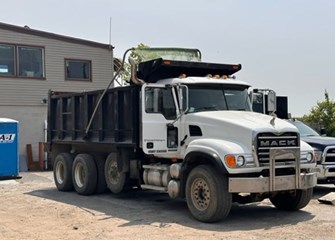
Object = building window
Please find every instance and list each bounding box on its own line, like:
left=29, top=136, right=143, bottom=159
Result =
left=18, top=46, right=44, bottom=77
left=65, top=59, right=91, bottom=81
left=0, top=43, right=45, bottom=78
left=0, top=44, right=15, bottom=76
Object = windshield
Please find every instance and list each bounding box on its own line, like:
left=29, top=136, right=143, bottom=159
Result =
left=290, top=121, right=320, bottom=137
left=187, top=84, right=251, bottom=113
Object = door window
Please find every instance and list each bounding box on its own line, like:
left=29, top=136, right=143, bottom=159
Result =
left=145, top=87, right=177, bottom=120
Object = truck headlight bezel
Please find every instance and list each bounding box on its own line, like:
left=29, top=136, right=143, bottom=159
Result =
left=313, top=150, right=323, bottom=162
left=301, top=151, right=315, bottom=163
left=225, top=154, right=252, bottom=168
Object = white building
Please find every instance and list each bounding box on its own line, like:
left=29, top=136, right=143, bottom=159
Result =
left=0, top=22, right=114, bottom=170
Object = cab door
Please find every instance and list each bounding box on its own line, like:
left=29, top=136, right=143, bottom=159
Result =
left=141, top=84, right=179, bottom=155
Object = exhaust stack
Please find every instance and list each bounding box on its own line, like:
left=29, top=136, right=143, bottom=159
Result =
left=129, top=57, right=144, bottom=85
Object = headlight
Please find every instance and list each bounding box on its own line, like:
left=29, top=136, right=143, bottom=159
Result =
left=225, top=154, right=249, bottom=168
left=313, top=150, right=323, bottom=162
left=236, top=156, right=245, bottom=167
left=306, top=152, right=314, bottom=162
left=301, top=151, right=315, bottom=163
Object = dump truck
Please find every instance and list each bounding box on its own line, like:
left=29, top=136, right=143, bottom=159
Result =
left=46, top=48, right=317, bottom=222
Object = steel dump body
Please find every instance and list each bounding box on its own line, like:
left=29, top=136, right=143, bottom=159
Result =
left=47, top=85, right=140, bottom=147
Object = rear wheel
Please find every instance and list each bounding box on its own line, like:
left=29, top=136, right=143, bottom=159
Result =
left=105, top=153, right=128, bottom=193
left=94, top=155, right=108, bottom=194
left=53, top=153, right=74, bottom=191
left=270, top=188, right=313, bottom=211
left=186, top=165, right=232, bottom=223
left=72, top=154, right=97, bottom=195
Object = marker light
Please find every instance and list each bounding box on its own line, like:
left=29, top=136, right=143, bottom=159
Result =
left=179, top=74, right=186, bottom=78
left=222, top=75, right=228, bottom=79
left=163, top=60, right=171, bottom=65
left=215, top=75, right=220, bottom=79
left=225, top=155, right=236, bottom=168
left=207, top=74, right=213, bottom=78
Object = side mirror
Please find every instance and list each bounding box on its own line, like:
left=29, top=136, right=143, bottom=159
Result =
left=178, top=85, right=189, bottom=113
left=267, top=90, right=277, bottom=113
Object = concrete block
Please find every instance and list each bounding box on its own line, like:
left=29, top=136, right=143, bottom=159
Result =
left=318, top=192, right=335, bottom=205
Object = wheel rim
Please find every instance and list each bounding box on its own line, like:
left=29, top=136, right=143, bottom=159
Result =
left=191, top=177, right=211, bottom=211
left=74, top=162, right=85, bottom=188
left=107, top=159, right=120, bottom=184
left=55, top=161, right=65, bottom=184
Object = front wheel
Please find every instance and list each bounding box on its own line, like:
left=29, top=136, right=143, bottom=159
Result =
left=186, top=165, right=232, bottom=223
left=270, top=188, right=313, bottom=211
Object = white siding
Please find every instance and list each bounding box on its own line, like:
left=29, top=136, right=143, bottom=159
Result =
left=0, top=27, right=114, bottom=106
left=0, top=26, right=114, bottom=170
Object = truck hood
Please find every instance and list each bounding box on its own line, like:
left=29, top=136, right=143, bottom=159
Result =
left=301, top=136, right=335, bottom=151
left=184, top=111, right=299, bottom=152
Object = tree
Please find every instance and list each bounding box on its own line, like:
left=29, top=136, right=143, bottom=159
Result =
left=300, top=90, right=335, bottom=137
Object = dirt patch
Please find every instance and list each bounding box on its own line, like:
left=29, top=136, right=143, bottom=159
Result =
left=0, top=172, right=334, bottom=240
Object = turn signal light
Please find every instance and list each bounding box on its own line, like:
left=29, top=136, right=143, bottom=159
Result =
left=225, top=155, right=236, bottom=168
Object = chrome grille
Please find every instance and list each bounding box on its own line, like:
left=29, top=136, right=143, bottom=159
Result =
left=256, top=132, right=299, bottom=165
left=325, top=147, right=335, bottom=163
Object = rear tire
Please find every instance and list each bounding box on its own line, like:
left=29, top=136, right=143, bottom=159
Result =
left=270, top=188, right=313, bottom=211
left=72, top=154, right=97, bottom=195
left=105, top=153, right=128, bottom=194
left=186, top=165, right=232, bottom=223
left=94, top=155, right=108, bottom=194
left=53, top=153, right=74, bottom=191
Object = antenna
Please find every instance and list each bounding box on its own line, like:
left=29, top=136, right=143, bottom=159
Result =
left=109, top=17, right=112, bottom=48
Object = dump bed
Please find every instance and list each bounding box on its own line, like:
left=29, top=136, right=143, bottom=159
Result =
left=47, top=85, right=140, bottom=146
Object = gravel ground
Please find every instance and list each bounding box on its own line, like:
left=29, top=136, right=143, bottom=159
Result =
left=0, top=171, right=334, bottom=240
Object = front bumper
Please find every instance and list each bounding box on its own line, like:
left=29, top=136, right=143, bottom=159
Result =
left=228, top=172, right=316, bottom=193
left=228, top=147, right=317, bottom=193
left=315, top=164, right=335, bottom=180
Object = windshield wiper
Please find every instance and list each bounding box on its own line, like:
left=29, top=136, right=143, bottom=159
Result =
left=304, top=134, right=318, bottom=137
left=193, top=106, right=219, bottom=112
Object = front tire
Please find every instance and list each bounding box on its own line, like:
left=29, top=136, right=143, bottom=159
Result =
left=72, top=154, right=97, bottom=195
left=270, top=188, right=313, bottom=211
left=186, top=165, right=232, bottom=223
left=53, top=153, right=74, bottom=191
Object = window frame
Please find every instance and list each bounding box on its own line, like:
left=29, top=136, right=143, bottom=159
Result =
left=144, top=86, right=177, bottom=120
left=0, top=43, right=15, bottom=77
left=65, top=58, right=92, bottom=81
left=0, top=42, right=45, bottom=79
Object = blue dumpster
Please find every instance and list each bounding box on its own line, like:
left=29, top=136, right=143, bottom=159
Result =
left=0, top=118, right=19, bottom=179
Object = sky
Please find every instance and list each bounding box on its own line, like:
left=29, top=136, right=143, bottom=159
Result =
left=1, top=0, right=334, bottom=116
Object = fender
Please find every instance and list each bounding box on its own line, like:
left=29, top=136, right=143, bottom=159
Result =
left=182, top=138, right=249, bottom=174
left=183, top=150, right=228, bottom=175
